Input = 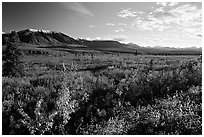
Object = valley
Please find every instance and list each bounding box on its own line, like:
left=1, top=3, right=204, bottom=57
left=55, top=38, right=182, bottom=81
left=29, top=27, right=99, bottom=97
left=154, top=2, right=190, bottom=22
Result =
left=2, top=29, right=202, bottom=135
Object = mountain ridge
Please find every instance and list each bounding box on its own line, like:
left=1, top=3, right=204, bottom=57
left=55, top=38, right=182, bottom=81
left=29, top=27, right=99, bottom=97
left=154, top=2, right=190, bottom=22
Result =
left=2, top=29, right=202, bottom=55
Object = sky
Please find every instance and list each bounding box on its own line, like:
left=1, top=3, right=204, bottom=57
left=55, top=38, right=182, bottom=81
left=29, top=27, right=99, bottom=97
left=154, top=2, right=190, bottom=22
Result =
left=2, top=2, right=202, bottom=48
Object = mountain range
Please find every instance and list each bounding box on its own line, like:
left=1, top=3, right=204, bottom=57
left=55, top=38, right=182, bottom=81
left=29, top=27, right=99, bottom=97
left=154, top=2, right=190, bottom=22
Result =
left=2, top=29, right=202, bottom=55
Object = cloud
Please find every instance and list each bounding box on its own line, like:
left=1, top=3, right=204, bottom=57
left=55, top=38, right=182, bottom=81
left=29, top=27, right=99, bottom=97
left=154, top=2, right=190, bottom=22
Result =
left=105, top=35, right=128, bottom=41
left=84, top=37, right=92, bottom=40
left=118, top=23, right=127, bottom=26
left=132, top=20, right=153, bottom=31
left=111, top=35, right=128, bottom=41
left=95, top=35, right=128, bottom=42
left=152, top=4, right=202, bottom=27
left=168, top=4, right=202, bottom=27
left=136, top=21, right=169, bottom=31
left=156, top=2, right=178, bottom=7
left=64, top=3, right=93, bottom=17
left=106, top=23, right=115, bottom=26
left=89, top=25, right=96, bottom=28
left=154, top=7, right=164, bottom=13
left=78, top=37, right=93, bottom=41
left=168, top=2, right=178, bottom=7
left=117, top=8, right=144, bottom=18
left=95, top=37, right=103, bottom=40
left=184, top=28, right=198, bottom=34
left=182, top=27, right=202, bottom=38
left=131, top=15, right=170, bottom=31
left=132, top=3, right=201, bottom=32
left=114, top=28, right=125, bottom=32
left=156, top=2, right=168, bottom=7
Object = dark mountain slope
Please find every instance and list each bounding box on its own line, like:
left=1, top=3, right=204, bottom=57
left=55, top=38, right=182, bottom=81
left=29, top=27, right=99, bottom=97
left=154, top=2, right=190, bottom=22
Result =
left=16, top=29, right=79, bottom=46
left=78, top=39, right=127, bottom=49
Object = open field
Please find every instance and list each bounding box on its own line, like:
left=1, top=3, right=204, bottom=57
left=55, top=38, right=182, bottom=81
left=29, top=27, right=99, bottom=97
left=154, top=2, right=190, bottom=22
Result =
left=2, top=44, right=202, bottom=135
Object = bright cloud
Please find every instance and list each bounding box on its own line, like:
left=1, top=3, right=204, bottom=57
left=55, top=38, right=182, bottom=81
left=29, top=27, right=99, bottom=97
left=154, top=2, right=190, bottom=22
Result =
left=153, top=4, right=201, bottom=27
left=156, top=2, right=178, bottom=7
left=95, top=35, right=128, bottom=42
left=106, top=23, right=115, bottom=26
left=168, top=2, right=178, bottom=7
left=95, top=37, right=102, bottom=40
left=117, top=8, right=144, bottom=18
left=114, top=28, right=125, bottom=32
left=89, top=25, right=96, bottom=28
left=168, top=4, right=202, bottom=27
left=131, top=13, right=169, bottom=31
left=156, top=2, right=168, bottom=7
left=181, top=27, right=202, bottom=39
left=131, top=3, right=201, bottom=33
left=115, top=2, right=201, bottom=47
left=154, top=6, right=164, bottom=13
left=118, top=23, right=127, bottom=26
left=109, top=35, right=128, bottom=41
left=133, top=19, right=169, bottom=31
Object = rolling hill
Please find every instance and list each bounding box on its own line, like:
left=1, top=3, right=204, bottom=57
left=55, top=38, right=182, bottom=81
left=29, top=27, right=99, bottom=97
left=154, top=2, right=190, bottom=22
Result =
left=2, top=29, right=202, bottom=55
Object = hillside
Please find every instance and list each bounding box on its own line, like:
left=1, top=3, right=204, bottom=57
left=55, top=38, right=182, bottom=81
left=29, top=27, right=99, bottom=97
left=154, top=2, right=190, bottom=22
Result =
left=3, top=29, right=80, bottom=46
left=2, top=29, right=202, bottom=55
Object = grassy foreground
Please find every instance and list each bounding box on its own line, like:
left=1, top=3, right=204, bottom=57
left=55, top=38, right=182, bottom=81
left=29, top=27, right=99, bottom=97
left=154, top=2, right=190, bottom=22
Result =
left=2, top=52, right=202, bottom=135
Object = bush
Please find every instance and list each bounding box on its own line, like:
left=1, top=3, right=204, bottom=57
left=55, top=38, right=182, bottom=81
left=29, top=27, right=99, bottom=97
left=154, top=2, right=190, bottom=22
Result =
left=2, top=77, right=61, bottom=135
left=125, top=86, right=202, bottom=135
left=2, top=42, right=24, bottom=77
left=2, top=57, right=202, bottom=135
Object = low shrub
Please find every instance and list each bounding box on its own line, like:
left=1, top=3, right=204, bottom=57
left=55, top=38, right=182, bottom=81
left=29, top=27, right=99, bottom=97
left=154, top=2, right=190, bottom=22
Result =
left=2, top=58, right=202, bottom=135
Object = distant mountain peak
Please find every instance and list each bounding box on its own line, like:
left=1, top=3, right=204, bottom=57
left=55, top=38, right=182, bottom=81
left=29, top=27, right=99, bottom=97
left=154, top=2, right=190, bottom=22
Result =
left=27, top=28, right=57, bottom=33
left=28, top=28, right=39, bottom=32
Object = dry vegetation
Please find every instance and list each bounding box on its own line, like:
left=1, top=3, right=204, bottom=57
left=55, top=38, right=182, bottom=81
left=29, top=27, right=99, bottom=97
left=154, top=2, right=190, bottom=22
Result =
left=2, top=42, right=202, bottom=135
